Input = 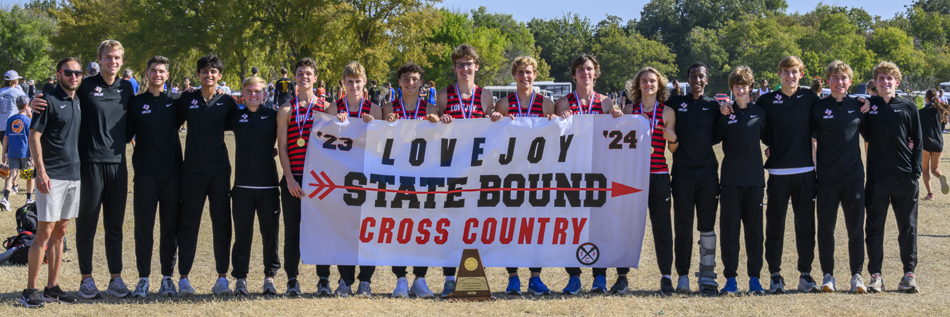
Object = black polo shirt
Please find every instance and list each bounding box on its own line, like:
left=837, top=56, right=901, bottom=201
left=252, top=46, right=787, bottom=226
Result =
left=176, top=91, right=238, bottom=172
left=31, top=86, right=81, bottom=180
left=714, top=104, right=767, bottom=187
left=127, top=90, right=183, bottom=174
left=810, top=96, right=866, bottom=181
left=227, top=106, right=279, bottom=187
left=668, top=93, right=721, bottom=176
left=76, top=74, right=133, bottom=163
left=864, top=96, right=922, bottom=180
left=756, top=87, right=818, bottom=170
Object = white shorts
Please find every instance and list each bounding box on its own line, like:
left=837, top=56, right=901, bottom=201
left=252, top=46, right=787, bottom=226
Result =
left=36, top=179, right=81, bottom=222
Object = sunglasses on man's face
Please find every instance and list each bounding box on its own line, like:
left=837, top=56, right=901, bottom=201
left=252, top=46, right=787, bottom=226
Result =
left=59, top=70, right=83, bottom=77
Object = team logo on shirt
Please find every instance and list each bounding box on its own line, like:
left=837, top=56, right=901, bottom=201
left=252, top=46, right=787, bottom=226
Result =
left=10, top=119, right=24, bottom=134
left=190, top=99, right=200, bottom=109
left=869, top=105, right=878, bottom=114
left=727, top=113, right=737, bottom=124
left=142, top=104, right=151, bottom=114
left=678, top=102, right=687, bottom=112
left=823, top=108, right=833, bottom=119
left=773, top=94, right=783, bottom=104
left=239, top=113, right=249, bottom=123
left=93, top=86, right=104, bottom=97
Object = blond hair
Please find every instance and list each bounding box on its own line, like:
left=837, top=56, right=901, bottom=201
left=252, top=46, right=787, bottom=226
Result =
left=511, top=56, right=538, bottom=75
left=242, top=76, right=266, bottom=88
left=824, top=60, right=853, bottom=80
left=625, top=67, right=669, bottom=104
left=343, top=61, right=366, bottom=79
left=872, top=61, right=902, bottom=82
left=97, top=40, right=124, bottom=59
left=778, top=56, right=805, bottom=74
left=728, top=66, right=755, bottom=90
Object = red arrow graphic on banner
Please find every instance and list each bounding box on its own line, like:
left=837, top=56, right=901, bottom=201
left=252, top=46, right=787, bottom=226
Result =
left=307, top=170, right=642, bottom=200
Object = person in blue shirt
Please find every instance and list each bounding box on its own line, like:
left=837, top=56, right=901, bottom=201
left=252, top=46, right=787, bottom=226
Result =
left=427, top=80, right=437, bottom=105
left=2, top=95, right=33, bottom=211
left=123, top=69, right=139, bottom=94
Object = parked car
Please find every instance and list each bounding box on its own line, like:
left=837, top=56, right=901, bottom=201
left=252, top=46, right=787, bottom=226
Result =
left=715, top=93, right=730, bottom=104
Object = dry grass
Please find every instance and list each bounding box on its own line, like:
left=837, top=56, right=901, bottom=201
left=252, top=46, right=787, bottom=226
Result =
left=0, top=131, right=949, bottom=316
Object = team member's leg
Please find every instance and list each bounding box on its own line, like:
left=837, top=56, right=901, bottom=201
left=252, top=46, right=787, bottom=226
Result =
left=764, top=174, right=792, bottom=293
left=815, top=179, right=839, bottom=291
left=102, top=164, right=129, bottom=293
left=562, top=267, right=583, bottom=295
left=930, top=151, right=948, bottom=195
left=695, top=173, right=720, bottom=295
left=505, top=267, right=522, bottom=295
left=76, top=163, right=105, bottom=298
left=922, top=151, right=933, bottom=198
left=840, top=178, right=866, bottom=293
left=259, top=188, right=281, bottom=288
left=208, top=168, right=233, bottom=295
left=742, top=186, right=765, bottom=294
left=407, top=266, right=434, bottom=298
left=355, top=265, right=376, bottom=296
left=133, top=173, right=160, bottom=279
left=648, top=174, right=674, bottom=294
left=892, top=175, right=920, bottom=293
left=864, top=179, right=890, bottom=293
left=177, top=171, right=212, bottom=297
left=279, top=176, right=301, bottom=279
left=790, top=171, right=818, bottom=292
left=336, top=265, right=356, bottom=296
left=672, top=175, right=697, bottom=281
left=719, top=186, right=742, bottom=292
left=440, top=267, right=457, bottom=298
left=590, top=267, right=608, bottom=293
left=156, top=173, right=181, bottom=296
left=230, top=187, right=256, bottom=281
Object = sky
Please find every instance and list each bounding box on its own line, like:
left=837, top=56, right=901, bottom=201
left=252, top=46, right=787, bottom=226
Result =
left=2, top=0, right=914, bottom=22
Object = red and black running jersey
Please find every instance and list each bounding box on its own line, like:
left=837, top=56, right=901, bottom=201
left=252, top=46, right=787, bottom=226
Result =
left=392, top=98, right=431, bottom=120
left=631, top=102, right=669, bottom=174
left=445, top=85, right=486, bottom=119
left=287, top=97, right=326, bottom=176
left=567, top=91, right=604, bottom=114
left=507, top=93, right=545, bottom=117
left=336, top=97, right=372, bottom=118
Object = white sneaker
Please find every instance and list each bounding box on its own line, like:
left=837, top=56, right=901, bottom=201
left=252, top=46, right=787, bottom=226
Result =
left=334, top=279, right=351, bottom=297
left=24, top=199, right=34, bottom=206
left=0, top=197, right=10, bottom=211
left=106, top=277, right=131, bottom=298
left=850, top=274, right=866, bottom=294
left=867, top=274, right=884, bottom=293
left=392, top=277, right=409, bottom=298
left=159, top=277, right=177, bottom=296
left=820, top=273, right=836, bottom=292
left=675, top=276, right=690, bottom=293
left=357, top=281, right=372, bottom=297
left=178, top=278, right=195, bottom=297
left=409, top=278, right=435, bottom=298
left=131, top=278, right=149, bottom=298
left=212, top=277, right=231, bottom=296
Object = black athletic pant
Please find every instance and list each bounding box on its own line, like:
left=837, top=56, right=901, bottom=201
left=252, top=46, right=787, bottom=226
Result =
left=444, top=267, right=456, bottom=277
left=133, top=172, right=180, bottom=278
left=506, top=267, right=542, bottom=274
left=719, top=185, right=764, bottom=279
left=672, top=173, right=719, bottom=276
left=866, top=175, right=918, bottom=275
left=764, top=171, right=816, bottom=274
left=393, top=266, right=429, bottom=278
left=281, top=175, right=331, bottom=279
left=817, top=178, right=865, bottom=276
left=338, top=265, right=376, bottom=285
left=77, top=163, right=129, bottom=275
left=178, top=168, right=232, bottom=276
left=231, top=187, right=281, bottom=279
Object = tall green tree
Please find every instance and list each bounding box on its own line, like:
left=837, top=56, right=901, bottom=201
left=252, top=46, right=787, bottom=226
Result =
left=528, top=13, right=594, bottom=83
left=592, top=16, right=678, bottom=93
left=0, top=5, right=57, bottom=79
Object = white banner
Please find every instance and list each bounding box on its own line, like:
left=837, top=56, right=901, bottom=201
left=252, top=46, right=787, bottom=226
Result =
left=300, top=113, right=651, bottom=268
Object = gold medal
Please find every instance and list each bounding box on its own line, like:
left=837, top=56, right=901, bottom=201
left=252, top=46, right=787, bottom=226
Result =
left=296, top=138, right=306, bottom=147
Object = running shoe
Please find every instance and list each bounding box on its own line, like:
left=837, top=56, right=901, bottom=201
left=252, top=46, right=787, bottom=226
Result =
left=527, top=276, right=551, bottom=295
left=25, top=198, right=35, bottom=205
left=315, top=278, right=332, bottom=297
left=820, top=273, right=836, bottom=292
left=676, top=276, right=690, bottom=294
left=590, top=275, right=608, bottom=294
left=286, top=279, right=302, bottom=297
left=12, top=184, right=20, bottom=193
left=924, top=193, right=935, bottom=200
left=609, top=276, right=628, bottom=294
left=106, top=277, right=131, bottom=298
left=131, top=278, right=149, bottom=298
left=748, top=277, right=765, bottom=295
left=262, top=279, right=278, bottom=296
left=20, top=288, right=44, bottom=308
left=159, top=277, right=177, bottom=297
left=867, top=274, right=884, bottom=293
left=392, top=277, right=409, bottom=298
left=79, top=277, right=103, bottom=299
left=440, top=280, right=455, bottom=298
left=798, top=273, right=819, bottom=293
left=898, top=272, right=920, bottom=293
left=719, top=277, right=738, bottom=296
left=941, top=175, right=949, bottom=195
left=357, top=281, right=372, bottom=297
left=660, top=276, right=675, bottom=295
left=769, top=273, right=786, bottom=294
left=42, top=285, right=77, bottom=304
left=562, top=276, right=581, bottom=295
left=233, top=280, right=249, bottom=296
left=506, top=276, right=522, bottom=295
left=334, top=279, right=351, bottom=297
left=212, top=277, right=231, bottom=296
left=0, top=197, right=10, bottom=211
left=178, top=278, right=195, bottom=297
left=410, top=278, right=435, bottom=298
left=850, top=274, right=866, bottom=294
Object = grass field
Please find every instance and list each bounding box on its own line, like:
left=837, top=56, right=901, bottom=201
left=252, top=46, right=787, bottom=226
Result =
left=0, top=131, right=948, bottom=315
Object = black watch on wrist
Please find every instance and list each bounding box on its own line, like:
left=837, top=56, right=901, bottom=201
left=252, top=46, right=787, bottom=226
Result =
left=669, top=138, right=678, bottom=144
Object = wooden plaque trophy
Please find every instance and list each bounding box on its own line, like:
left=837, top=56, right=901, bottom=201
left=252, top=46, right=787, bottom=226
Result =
left=449, top=249, right=495, bottom=300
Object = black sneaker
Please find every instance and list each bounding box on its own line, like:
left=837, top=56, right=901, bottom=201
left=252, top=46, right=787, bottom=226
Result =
left=610, top=277, right=629, bottom=294
left=43, top=285, right=78, bottom=303
left=20, top=288, right=45, bottom=308
left=660, top=276, right=675, bottom=295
